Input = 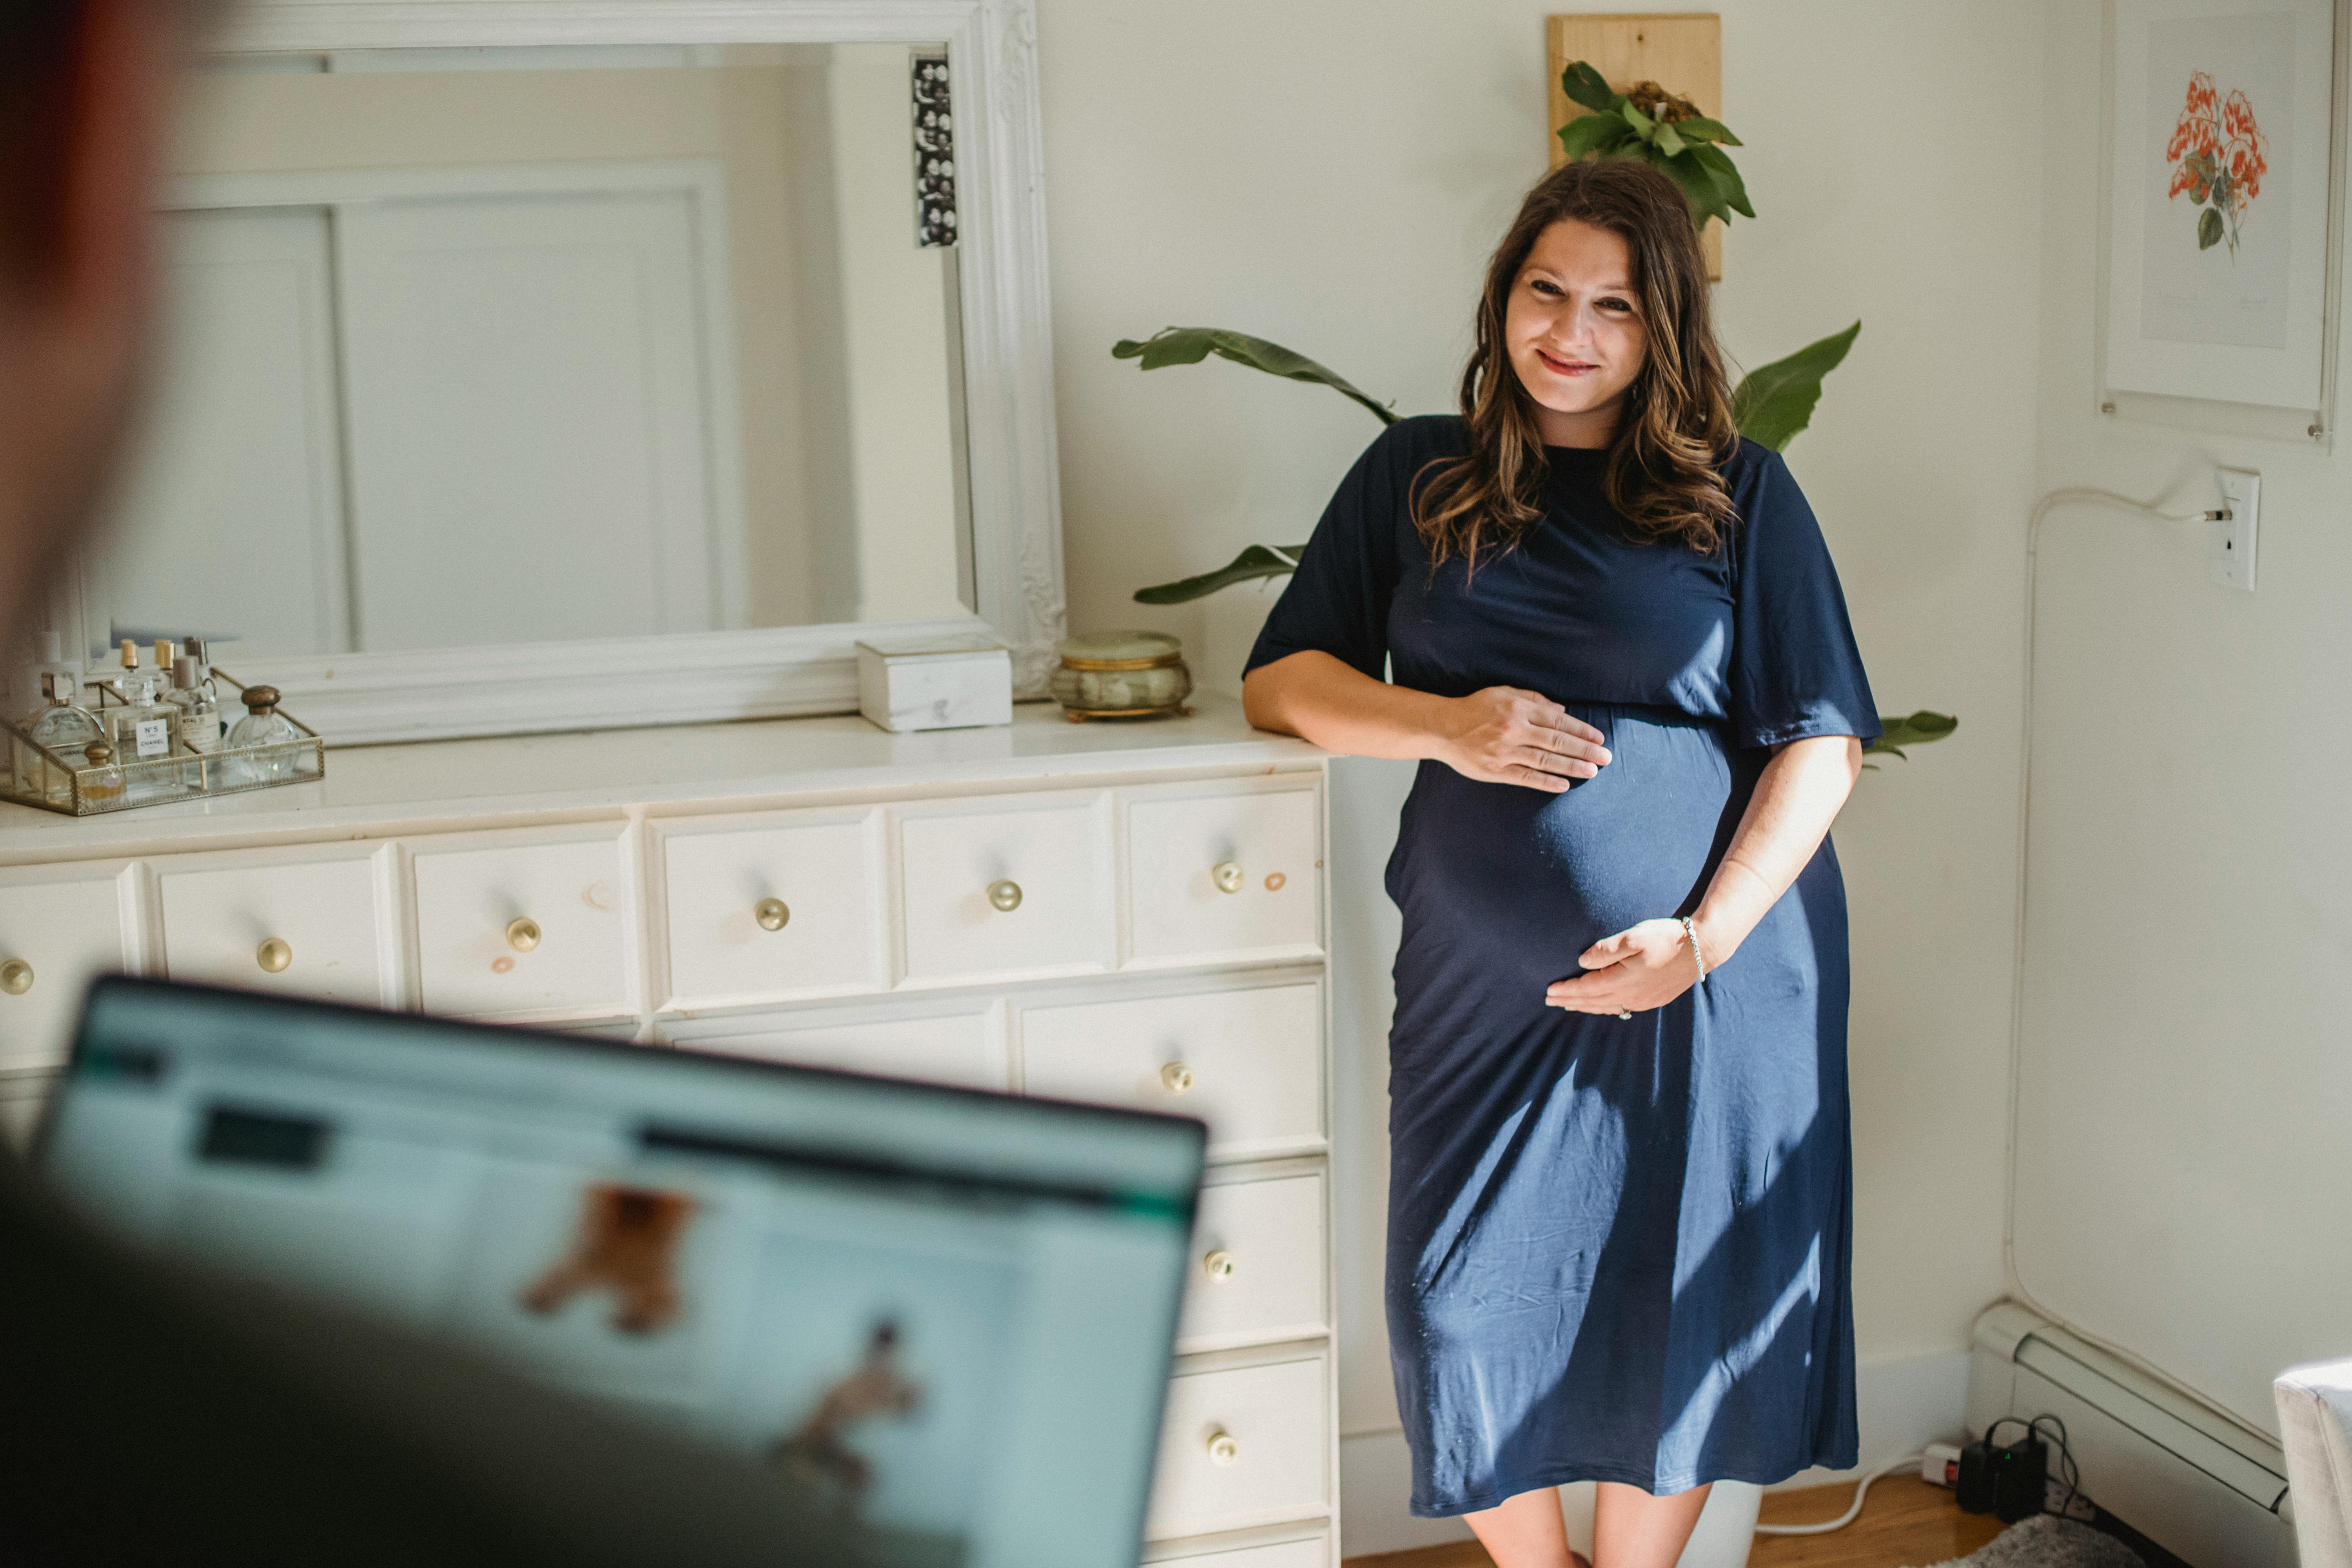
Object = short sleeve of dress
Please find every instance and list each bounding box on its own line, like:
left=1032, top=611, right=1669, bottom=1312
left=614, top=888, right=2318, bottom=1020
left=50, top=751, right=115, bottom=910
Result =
left=1242, top=424, right=1412, bottom=681
left=1727, top=445, right=1882, bottom=750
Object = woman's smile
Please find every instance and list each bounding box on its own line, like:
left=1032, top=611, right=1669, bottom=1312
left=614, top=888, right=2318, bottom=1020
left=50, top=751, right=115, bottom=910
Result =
left=1533, top=346, right=1601, bottom=377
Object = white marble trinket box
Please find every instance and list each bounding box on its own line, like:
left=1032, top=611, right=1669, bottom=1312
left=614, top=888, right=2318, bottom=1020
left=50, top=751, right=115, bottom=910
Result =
left=854, top=633, right=1014, bottom=733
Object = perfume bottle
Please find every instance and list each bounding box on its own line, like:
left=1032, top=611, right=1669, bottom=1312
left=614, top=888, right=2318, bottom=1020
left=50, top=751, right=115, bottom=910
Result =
left=180, top=637, right=219, bottom=707
left=79, top=739, right=125, bottom=807
left=103, top=638, right=179, bottom=766
left=168, top=655, right=221, bottom=752
left=20, top=630, right=78, bottom=714
left=224, top=684, right=300, bottom=785
left=16, top=671, right=103, bottom=804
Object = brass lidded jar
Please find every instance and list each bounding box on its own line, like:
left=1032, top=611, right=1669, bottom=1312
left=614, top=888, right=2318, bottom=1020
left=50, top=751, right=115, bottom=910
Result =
left=1050, top=631, right=1192, bottom=720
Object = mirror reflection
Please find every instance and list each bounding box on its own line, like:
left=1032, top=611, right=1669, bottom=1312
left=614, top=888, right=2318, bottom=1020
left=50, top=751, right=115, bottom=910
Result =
left=99, top=43, right=974, bottom=660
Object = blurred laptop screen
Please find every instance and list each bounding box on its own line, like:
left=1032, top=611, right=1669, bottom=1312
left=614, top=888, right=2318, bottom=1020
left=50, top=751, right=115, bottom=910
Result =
left=40, top=976, right=1205, bottom=1568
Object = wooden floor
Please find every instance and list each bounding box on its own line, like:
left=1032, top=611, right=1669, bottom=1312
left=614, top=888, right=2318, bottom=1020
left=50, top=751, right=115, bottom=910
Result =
left=1343, top=1477, right=2005, bottom=1568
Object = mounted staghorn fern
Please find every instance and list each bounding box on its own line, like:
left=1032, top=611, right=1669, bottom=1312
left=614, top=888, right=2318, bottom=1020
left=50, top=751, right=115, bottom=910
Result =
left=1553, top=62, right=1755, bottom=230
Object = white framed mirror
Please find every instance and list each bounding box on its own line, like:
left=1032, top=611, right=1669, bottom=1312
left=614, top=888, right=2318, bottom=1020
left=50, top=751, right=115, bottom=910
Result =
left=64, top=0, right=1062, bottom=744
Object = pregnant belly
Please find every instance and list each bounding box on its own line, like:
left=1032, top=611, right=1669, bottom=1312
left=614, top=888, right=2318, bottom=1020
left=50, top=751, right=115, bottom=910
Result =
left=1386, top=704, right=1744, bottom=1000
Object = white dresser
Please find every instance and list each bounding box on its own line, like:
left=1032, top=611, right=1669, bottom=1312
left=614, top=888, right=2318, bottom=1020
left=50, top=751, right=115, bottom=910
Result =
left=0, top=696, right=1340, bottom=1568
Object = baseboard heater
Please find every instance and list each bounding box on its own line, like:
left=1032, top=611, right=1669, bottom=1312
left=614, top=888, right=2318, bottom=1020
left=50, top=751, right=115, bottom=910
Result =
left=1969, top=1302, right=2296, bottom=1567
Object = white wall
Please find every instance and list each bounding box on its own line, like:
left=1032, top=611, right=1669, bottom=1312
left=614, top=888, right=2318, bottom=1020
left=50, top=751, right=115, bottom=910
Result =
left=2018, top=0, right=2352, bottom=1438
left=1036, top=0, right=2045, bottom=1544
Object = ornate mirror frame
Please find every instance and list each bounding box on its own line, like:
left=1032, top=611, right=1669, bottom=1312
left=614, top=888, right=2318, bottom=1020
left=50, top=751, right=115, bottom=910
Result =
left=70, top=0, right=1062, bottom=744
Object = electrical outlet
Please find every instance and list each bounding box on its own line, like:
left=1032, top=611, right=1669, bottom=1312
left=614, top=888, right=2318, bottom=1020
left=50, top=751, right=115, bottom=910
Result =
left=2210, top=468, right=2259, bottom=591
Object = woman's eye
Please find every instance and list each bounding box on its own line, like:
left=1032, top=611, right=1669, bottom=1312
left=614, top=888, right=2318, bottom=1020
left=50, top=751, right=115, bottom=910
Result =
left=1598, top=298, right=1633, bottom=313
left=1531, top=279, right=1562, bottom=297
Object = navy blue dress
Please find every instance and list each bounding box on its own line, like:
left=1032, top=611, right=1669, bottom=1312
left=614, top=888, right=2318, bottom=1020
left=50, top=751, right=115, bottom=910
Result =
left=1246, top=417, right=1878, bottom=1513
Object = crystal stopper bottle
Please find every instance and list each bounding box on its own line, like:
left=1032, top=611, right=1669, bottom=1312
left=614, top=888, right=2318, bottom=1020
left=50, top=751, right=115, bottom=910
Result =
left=18, top=672, right=103, bottom=804
left=224, top=684, right=300, bottom=785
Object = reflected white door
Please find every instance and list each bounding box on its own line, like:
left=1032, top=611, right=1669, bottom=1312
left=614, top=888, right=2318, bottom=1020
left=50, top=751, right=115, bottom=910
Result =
left=101, top=207, right=352, bottom=658
left=336, top=189, right=724, bottom=650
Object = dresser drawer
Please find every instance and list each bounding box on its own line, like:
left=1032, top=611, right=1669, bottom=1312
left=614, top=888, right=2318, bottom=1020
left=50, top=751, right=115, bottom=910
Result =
left=156, top=848, right=388, bottom=1007
left=1126, top=784, right=1319, bottom=967
left=1179, top=1173, right=1327, bottom=1352
left=1019, top=984, right=1322, bottom=1160
left=656, top=809, right=884, bottom=1007
left=0, top=866, right=131, bottom=1071
left=1147, top=1354, right=1329, bottom=1539
left=897, top=794, right=1111, bottom=985
left=665, top=1005, right=999, bottom=1089
left=1146, top=1536, right=1328, bottom=1568
left=411, top=831, right=631, bottom=1017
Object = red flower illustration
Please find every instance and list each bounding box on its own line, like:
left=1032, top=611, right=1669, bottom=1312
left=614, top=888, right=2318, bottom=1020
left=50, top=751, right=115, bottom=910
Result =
left=2165, top=71, right=2267, bottom=256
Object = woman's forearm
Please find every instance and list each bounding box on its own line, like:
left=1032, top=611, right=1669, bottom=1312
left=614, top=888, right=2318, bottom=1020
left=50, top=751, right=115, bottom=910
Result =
left=1242, top=651, right=1613, bottom=791
left=1691, top=734, right=1861, bottom=967
left=1241, top=651, right=1457, bottom=760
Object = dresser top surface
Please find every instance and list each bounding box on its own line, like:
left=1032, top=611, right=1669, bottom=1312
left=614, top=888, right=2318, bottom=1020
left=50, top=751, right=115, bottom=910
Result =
left=0, top=694, right=1325, bottom=860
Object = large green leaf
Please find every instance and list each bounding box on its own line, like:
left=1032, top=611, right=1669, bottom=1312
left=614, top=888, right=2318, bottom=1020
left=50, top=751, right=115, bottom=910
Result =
left=1685, top=142, right=1755, bottom=219
left=1112, top=327, right=1397, bottom=425
left=1731, top=322, right=1861, bottom=451
left=1651, top=118, right=1687, bottom=158
left=1862, top=710, right=1959, bottom=759
left=1672, top=115, right=1742, bottom=146
left=1133, top=544, right=1307, bottom=605
left=1557, top=111, right=1635, bottom=160
left=1560, top=59, right=1618, bottom=113
left=1658, top=148, right=1735, bottom=227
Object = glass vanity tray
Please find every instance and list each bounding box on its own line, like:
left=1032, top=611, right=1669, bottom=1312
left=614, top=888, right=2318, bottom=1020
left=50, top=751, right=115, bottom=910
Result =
left=0, top=669, right=324, bottom=817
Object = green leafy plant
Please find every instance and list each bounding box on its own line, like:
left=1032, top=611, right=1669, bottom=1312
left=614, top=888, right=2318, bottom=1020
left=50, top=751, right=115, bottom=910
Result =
left=1555, top=63, right=1752, bottom=229
left=1113, top=61, right=1954, bottom=761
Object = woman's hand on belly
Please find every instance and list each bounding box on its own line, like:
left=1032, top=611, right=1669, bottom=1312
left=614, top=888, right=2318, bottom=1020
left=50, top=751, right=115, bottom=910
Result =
left=1544, top=918, right=1698, bottom=1014
left=1434, top=686, right=1612, bottom=793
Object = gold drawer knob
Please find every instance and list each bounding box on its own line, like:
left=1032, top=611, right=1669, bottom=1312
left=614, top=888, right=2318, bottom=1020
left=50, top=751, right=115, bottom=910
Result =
left=1203, top=1250, right=1236, bottom=1282
left=1159, top=1062, right=1194, bottom=1094
left=506, top=917, right=542, bottom=953
left=986, top=879, right=1023, bottom=913
left=1212, top=861, right=1245, bottom=895
left=256, top=938, right=292, bottom=974
left=0, top=958, right=31, bottom=995
left=1206, top=1430, right=1239, bottom=1466
left=755, top=898, right=790, bottom=932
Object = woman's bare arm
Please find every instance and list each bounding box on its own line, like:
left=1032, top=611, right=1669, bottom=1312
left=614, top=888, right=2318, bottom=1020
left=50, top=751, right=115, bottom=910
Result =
left=1242, top=649, right=1611, bottom=791
left=1545, top=733, right=1862, bottom=1012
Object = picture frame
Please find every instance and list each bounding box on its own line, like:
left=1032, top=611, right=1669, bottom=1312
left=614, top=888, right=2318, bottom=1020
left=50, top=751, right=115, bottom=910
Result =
left=2101, top=0, right=2343, bottom=431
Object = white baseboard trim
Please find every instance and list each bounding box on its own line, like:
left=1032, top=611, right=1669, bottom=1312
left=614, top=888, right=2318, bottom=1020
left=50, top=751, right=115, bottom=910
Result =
left=1338, top=1346, right=1972, bottom=1559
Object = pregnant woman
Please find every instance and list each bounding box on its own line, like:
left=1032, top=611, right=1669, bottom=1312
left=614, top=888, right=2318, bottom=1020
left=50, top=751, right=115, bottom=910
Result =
left=1242, top=160, right=1877, bottom=1568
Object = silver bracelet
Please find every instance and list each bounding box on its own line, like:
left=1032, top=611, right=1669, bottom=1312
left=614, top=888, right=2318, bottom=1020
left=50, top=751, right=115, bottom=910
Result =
left=1679, top=916, right=1707, bottom=986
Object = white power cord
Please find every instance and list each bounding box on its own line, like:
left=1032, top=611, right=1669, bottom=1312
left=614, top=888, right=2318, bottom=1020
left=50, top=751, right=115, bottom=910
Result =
left=1751, top=1450, right=1927, bottom=1537
left=1999, top=487, right=2223, bottom=1292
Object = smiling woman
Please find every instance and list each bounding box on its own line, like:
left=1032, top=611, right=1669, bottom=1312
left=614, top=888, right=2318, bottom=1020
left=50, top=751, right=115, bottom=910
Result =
left=1240, top=158, right=1879, bottom=1568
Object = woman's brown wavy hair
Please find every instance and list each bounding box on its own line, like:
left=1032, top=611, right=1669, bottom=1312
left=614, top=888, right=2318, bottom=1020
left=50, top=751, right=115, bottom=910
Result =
left=1413, top=158, right=1739, bottom=568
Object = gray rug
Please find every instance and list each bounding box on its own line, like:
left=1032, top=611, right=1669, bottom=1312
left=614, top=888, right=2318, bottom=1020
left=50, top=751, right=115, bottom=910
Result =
left=1906, top=1514, right=2146, bottom=1568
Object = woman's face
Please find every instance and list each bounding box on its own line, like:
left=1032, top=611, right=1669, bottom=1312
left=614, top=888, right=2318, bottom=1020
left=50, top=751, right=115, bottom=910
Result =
left=1504, top=218, right=1648, bottom=448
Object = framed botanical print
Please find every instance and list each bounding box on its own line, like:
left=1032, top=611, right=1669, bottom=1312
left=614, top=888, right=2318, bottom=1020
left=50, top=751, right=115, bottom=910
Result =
left=2103, top=0, right=2340, bottom=417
